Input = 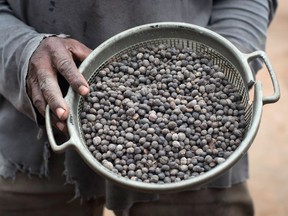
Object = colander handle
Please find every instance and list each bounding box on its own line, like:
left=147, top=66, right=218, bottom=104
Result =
left=245, top=51, right=280, bottom=105
left=45, top=105, right=76, bottom=153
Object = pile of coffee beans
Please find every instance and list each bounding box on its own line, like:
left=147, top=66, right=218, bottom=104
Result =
left=80, top=44, right=246, bottom=184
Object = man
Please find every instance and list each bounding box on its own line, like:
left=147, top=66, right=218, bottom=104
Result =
left=0, top=0, right=277, bottom=215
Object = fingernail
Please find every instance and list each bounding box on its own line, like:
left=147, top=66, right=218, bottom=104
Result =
left=78, top=85, right=89, bottom=95
left=56, top=122, right=65, bottom=131
left=56, top=107, right=66, bottom=120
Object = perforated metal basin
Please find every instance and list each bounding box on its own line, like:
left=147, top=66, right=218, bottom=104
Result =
left=46, top=22, right=280, bottom=193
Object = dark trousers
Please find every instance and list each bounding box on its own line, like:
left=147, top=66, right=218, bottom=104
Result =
left=114, top=182, right=254, bottom=216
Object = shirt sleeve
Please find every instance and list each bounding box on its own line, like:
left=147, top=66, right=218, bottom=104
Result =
left=0, top=0, right=52, bottom=122
left=208, top=0, right=277, bottom=54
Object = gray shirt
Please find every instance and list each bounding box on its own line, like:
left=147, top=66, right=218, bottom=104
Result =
left=0, top=0, right=276, bottom=210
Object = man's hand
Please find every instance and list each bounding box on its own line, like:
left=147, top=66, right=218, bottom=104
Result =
left=27, top=37, right=92, bottom=131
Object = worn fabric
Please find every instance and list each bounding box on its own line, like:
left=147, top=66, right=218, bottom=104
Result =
left=0, top=0, right=277, bottom=211
left=0, top=153, right=105, bottom=216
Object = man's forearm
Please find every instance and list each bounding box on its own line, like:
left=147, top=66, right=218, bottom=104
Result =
left=208, top=0, right=276, bottom=53
left=0, top=0, right=48, bottom=121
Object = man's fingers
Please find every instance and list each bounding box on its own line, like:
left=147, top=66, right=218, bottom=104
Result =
left=50, top=113, right=68, bottom=133
left=29, top=79, right=67, bottom=132
left=37, top=68, right=69, bottom=120
left=27, top=76, right=46, bottom=117
left=52, top=47, right=90, bottom=96
left=66, top=39, right=93, bottom=62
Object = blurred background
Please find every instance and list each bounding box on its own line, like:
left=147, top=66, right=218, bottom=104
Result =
left=249, top=0, right=288, bottom=215
left=104, top=1, right=288, bottom=215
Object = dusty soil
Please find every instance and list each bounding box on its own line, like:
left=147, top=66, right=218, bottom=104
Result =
left=104, top=1, right=288, bottom=215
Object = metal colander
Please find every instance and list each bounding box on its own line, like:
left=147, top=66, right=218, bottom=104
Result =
left=46, top=22, right=280, bottom=193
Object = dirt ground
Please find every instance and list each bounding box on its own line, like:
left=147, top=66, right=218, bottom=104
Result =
left=104, top=2, right=288, bottom=215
